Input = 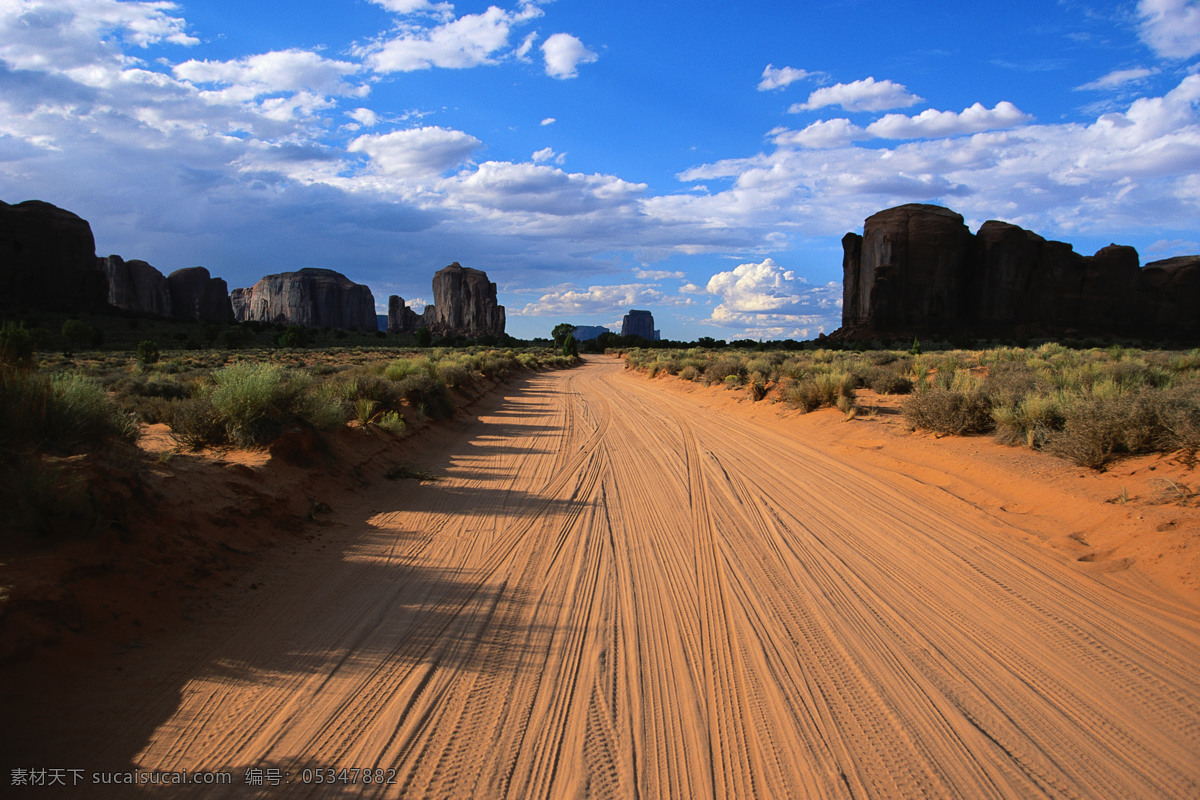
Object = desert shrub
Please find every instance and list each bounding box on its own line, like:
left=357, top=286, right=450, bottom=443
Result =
left=679, top=365, right=700, bottom=382
left=168, top=395, right=227, bottom=450
left=395, top=372, right=453, bottom=419
left=43, top=373, right=139, bottom=448
left=276, top=325, right=309, bottom=348
left=748, top=377, right=768, bottom=402
left=209, top=363, right=310, bottom=447
left=340, top=373, right=401, bottom=410
left=902, top=388, right=993, bottom=435
left=865, top=366, right=913, bottom=395
left=991, top=393, right=1064, bottom=449
left=136, top=339, right=160, bottom=367
left=353, top=397, right=380, bottom=426
left=437, top=361, right=474, bottom=391
left=377, top=411, right=407, bottom=435
left=782, top=372, right=855, bottom=413
left=0, top=322, right=36, bottom=369
left=1158, top=388, right=1200, bottom=467
left=704, top=358, right=743, bottom=385
left=384, top=357, right=434, bottom=382
left=0, top=455, right=91, bottom=537
left=477, top=354, right=515, bottom=380
left=306, top=382, right=349, bottom=429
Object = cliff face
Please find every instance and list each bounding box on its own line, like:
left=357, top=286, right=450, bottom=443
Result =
left=0, top=200, right=108, bottom=312
left=621, top=309, right=659, bottom=340
left=231, top=268, right=376, bottom=330
left=424, top=263, right=505, bottom=338
left=167, top=267, right=235, bottom=323
left=387, top=295, right=424, bottom=334
left=98, top=255, right=172, bottom=317
left=839, top=204, right=1200, bottom=340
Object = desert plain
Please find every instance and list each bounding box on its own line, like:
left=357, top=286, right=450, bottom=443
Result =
left=3, top=353, right=1200, bottom=799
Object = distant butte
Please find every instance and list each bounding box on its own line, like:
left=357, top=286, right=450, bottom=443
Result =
left=835, top=203, right=1200, bottom=341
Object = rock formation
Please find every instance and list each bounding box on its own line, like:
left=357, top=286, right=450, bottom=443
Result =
left=838, top=203, right=1200, bottom=340
left=573, top=325, right=611, bottom=341
left=98, top=255, right=172, bottom=317
left=621, top=309, right=660, bottom=340
left=167, top=266, right=235, bottom=323
left=0, top=199, right=109, bottom=312
left=423, top=263, right=505, bottom=338
left=231, top=268, right=376, bottom=330
left=387, top=295, right=430, bottom=334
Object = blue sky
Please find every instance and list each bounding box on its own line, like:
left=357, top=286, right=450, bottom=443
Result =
left=2, top=0, right=1198, bottom=340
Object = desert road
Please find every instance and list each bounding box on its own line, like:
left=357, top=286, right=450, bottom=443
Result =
left=12, top=355, right=1200, bottom=798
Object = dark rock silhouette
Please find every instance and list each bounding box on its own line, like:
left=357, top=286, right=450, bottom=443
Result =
left=98, top=255, right=172, bottom=317
left=386, top=295, right=428, bottom=334
left=231, top=268, right=376, bottom=330
left=573, top=325, right=611, bottom=341
left=838, top=203, right=1200, bottom=340
left=621, top=309, right=659, bottom=340
left=0, top=199, right=108, bottom=312
left=167, top=267, right=234, bottom=323
left=424, top=263, right=505, bottom=338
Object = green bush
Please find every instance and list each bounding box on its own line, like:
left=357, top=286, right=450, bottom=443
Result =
left=136, top=339, right=160, bottom=367
left=395, top=372, right=453, bottom=419
left=209, top=363, right=309, bottom=447
left=0, top=322, right=36, bottom=369
left=865, top=366, right=913, bottom=395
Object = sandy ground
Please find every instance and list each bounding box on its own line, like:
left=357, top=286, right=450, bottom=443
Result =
left=4, top=354, right=1200, bottom=798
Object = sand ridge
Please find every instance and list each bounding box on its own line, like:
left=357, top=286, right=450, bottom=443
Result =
left=5, top=354, right=1200, bottom=798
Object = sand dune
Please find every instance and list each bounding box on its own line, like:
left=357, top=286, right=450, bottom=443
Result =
left=11, top=355, right=1200, bottom=798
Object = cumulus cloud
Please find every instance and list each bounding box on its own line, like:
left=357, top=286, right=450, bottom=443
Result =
left=447, top=160, right=646, bottom=216
left=772, top=119, right=867, bottom=149
left=791, top=77, right=923, bottom=113
left=541, top=32, right=597, bottom=79
left=348, top=126, right=481, bottom=178
left=703, top=258, right=842, bottom=337
left=359, top=4, right=542, bottom=72
left=520, top=282, right=672, bottom=315
left=1138, top=0, right=1200, bottom=59
left=540, top=117, right=556, bottom=126
left=757, top=64, right=815, bottom=91
left=174, top=50, right=365, bottom=103
left=864, top=101, right=1032, bottom=139
left=1076, top=67, right=1160, bottom=91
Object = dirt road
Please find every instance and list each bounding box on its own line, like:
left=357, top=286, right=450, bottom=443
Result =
left=13, top=356, right=1200, bottom=798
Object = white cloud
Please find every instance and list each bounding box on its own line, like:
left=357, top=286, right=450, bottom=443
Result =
left=757, top=64, right=814, bottom=91
left=635, top=268, right=686, bottom=280
left=773, top=118, right=867, bottom=149
left=864, top=101, right=1032, bottom=139
left=540, top=117, right=556, bottom=126
left=516, top=31, right=538, bottom=60
left=1076, top=67, right=1160, bottom=91
left=704, top=258, right=842, bottom=337
left=541, top=32, right=597, bottom=79
left=174, top=50, right=364, bottom=102
left=446, top=160, right=646, bottom=216
left=520, top=282, right=671, bottom=315
left=348, top=126, right=481, bottom=178
left=1138, top=0, right=1200, bottom=59
left=349, top=107, right=380, bottom=127
left=368, top=0, right=454, bottom=15
left=360, top=4, right=542, bottom=72
left=791, top=77, right=923, bottom=113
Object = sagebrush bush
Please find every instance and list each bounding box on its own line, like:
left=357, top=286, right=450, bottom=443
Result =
left=209, top=363, right=310, bottom=447
left=865, top=366, right=913, bottom=395
left=903, top=388, right=993, bottom=435
left=168, top=394, right=228, bottom=450
left=395, top=372, right=453, bottom=419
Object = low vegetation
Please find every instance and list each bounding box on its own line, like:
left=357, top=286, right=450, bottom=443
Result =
left=1, top=333, right=578, bottom=539
left=622, top=342, right=1200, bottom=470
